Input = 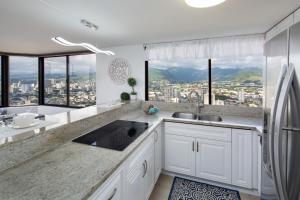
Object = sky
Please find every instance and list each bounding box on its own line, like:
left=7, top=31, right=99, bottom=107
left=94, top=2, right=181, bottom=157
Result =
left=8, top=54, right=96, bottom=75
left=150, top=56, right=265, bottom=70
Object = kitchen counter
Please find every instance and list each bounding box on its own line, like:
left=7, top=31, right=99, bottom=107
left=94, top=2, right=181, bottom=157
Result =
left=0, top=110, right=263, bottom=200
left=121, top=111, right=263, bottom=134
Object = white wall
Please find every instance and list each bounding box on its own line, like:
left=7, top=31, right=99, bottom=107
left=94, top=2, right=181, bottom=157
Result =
left=96, top=45, right=145, bottom=104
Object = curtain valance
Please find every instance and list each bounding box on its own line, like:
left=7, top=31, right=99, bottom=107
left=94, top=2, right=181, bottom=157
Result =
left=145, top=34, right=265, bottom=60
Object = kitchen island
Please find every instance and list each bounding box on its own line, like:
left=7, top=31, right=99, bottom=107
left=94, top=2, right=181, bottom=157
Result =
left=0, top=102, right=263, bottom=200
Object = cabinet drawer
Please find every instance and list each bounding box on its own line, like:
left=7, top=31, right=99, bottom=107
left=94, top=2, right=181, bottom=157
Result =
left=89, top=171, right=122, bottom=200
left=126, top=131, right=154, bottom=165
left=165, top=122, right=231, bottom=142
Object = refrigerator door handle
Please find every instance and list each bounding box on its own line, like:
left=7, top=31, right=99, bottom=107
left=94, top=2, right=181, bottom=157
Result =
left=268, top=65, right=288, bottom=182
left=273, top=65, right=296, bottom=200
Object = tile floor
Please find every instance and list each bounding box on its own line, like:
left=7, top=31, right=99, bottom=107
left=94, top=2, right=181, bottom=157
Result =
left=149, top=174, right=260, bottom=200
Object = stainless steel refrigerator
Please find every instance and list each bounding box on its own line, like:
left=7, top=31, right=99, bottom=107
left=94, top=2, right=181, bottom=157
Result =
left=262, top=21, right=300, bottom=200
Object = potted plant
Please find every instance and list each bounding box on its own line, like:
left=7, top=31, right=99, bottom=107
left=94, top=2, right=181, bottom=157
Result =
left=120, top=92, right=130, bottom=102
left=128, top=77, right=137, bottom=100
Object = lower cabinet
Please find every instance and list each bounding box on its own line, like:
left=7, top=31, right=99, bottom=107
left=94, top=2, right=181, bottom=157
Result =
left=154, top=125, right=162, bottom=182
left=88, top=171, right=122, bottom=200
left=123, top=131, right=155, bottom=200
left=165, top=133, right=231, bottom=184
left=165, top=134, right=196, bottom=176
left=144, top=145, right=155, bottom=200
left=90, top=121, right=258, bottom=200
left=232, top=129, right=253, bottom=188
left=196, top=139, right=231, bottom=184
left=164, top=122, right=257, bottom=189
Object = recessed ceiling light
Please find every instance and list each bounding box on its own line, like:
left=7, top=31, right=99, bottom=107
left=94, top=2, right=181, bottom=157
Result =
left=51, top=37, right=115, bottom=55
left=80, top=19, right=98, bottom=31
left=185, top=0, right=226, bottom=8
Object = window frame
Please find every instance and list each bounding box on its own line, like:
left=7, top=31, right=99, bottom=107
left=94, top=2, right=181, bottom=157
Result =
left=43, top=55, right=69, bottom=107
left=145, top=58, right=263, bottom=107
left=8, top=55, right=39, bottom=107
left=0, top=51, right=94, bottom=108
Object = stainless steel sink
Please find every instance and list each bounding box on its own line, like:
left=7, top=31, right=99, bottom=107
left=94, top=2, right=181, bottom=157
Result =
left=172, top=112, right=222, bottom=122
left=172, top=112, right=197, bottom=120
left=198, top=115, right=222, bottom=122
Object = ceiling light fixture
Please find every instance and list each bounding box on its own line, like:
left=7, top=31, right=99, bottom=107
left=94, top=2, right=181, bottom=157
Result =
left=185, top=0, right=226, bottom=8
left=51, top=37, right=115, bottom=55
left=80, top=19, right=98, bottom=31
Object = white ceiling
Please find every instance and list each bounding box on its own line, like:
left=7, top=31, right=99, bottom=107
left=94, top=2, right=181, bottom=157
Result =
left=0, top=0, right=299, bottom=54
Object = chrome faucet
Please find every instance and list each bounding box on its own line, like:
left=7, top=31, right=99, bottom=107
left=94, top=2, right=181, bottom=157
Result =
left=188, top=90, right=204, bottom=115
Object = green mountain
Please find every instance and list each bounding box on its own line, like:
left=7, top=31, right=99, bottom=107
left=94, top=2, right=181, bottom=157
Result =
left=149, top=67, right=262, bottom=84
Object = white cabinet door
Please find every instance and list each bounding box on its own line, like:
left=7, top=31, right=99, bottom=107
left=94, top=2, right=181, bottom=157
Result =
left=89, top=172, right=122, bottom=200
left=196, top=139, right=231, bottom=184
left=154, top=126, right=162, bottom=182
left=143, top=144, right=155, bottom=200
left=232, top=129, right=253, bottom=188
left=124, top=132, right=155, bottom=200
left=165, top=134, right=195, bottom=176
left=123, top=157, right=144, bottom=200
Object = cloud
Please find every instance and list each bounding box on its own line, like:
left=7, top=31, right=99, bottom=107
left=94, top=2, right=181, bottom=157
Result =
left=150, top=59, right=208, bottom=70
left=9, top=56, right=38, bottom=74
left=150, top=56, right=264, bottom=70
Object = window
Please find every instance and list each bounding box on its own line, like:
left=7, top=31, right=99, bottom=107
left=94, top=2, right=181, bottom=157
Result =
left=147, top=56, right=264, bottom=107
left=211, top=56, right=264, bottom=107
left=44, top=57, right=67, bottom=105
left=69, top=54, right=96, bottom=107
left=9, top=56, right=39, bottom=106
left=148, top=59, right=208, bottom=103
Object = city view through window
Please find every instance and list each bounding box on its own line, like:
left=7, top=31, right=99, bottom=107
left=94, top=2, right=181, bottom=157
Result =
left=0, top=54, right=96, bottom=107
left=44, top=57, right=67, bottom=105
left=9, top=56, right=39, bottom=106
left=44, top=54, right=96, bottom=107
left=148, top=56, right=264, bottom=107
left=69, top=54, right=96, bottom=107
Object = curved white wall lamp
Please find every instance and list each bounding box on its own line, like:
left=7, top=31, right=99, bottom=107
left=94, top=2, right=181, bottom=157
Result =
left=51, top=37, right=115, bottom=55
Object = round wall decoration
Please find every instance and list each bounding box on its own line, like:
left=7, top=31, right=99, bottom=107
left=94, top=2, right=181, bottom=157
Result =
left=108, top=58, right=131, bottom=85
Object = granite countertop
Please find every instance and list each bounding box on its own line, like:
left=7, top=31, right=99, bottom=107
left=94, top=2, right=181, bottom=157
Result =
left=0, top=110, right=263, bottom=200
left=122, top=111, right=263, bottom=134
left=0, top=104, right=125, bottom=148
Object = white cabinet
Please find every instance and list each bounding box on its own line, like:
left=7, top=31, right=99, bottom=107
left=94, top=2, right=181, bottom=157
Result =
left=123, top=132, right=155, bottom=200
left=165, top=122, right=231, bottom=142
left=164, top=122, right=259, bottom=188
left=123, top=151, right=145, bottom=200
left=196, top=139, right=231, bottom=184
left=165, top=134, right=195, bottom=176
left=143, top=144, right=155, bottom=200
left=232, top=129, right=253, bottom=188
left=154, top=125, right=162, bottom=182
left=88, top=171, right=122, bottom=200
left=277, top=14, right=294, bottom=33
left=295, top=8, right=300, bottom=24
left=266, top=14, right=294, bottom=41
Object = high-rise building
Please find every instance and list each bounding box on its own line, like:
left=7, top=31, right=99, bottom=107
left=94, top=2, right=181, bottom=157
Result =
left=238, top=89, right=245, bottom=103
left=164, top=85, right=173, bottom=103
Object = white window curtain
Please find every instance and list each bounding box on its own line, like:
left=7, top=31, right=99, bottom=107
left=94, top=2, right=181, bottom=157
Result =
left=145, top=34, right=265, bottom=60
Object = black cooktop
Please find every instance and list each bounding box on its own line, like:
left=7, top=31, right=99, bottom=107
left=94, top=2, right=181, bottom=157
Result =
left=72, top=120, right=149, bottom=151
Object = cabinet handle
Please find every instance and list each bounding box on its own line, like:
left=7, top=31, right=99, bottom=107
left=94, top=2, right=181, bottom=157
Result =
left=192, top=141, right=195, bottom=152
left=154, top=131, right=158, bottom=142
left=197, top=142, right=199, bottom=152
left=142, top=160, right=147, bottom=177
left=107, top=188, right=117, bottom=200
left=145, top=160, right=148, bottom=175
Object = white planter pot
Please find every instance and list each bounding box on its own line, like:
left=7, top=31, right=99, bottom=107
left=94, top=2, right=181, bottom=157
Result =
left=130, top=94, right=137, bottom=100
